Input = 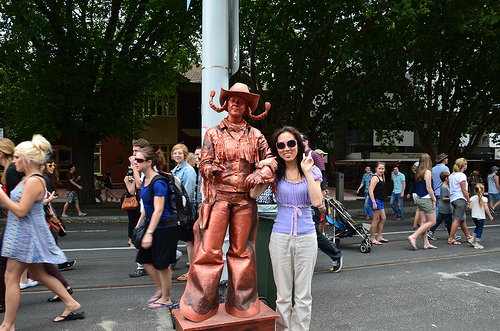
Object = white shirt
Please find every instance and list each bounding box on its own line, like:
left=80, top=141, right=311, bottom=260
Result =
left=470, top=195, right=488, bottom=219
left=449, top=172, right=467, bottom=202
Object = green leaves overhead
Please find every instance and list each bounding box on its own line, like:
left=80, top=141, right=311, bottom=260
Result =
left=0, top=0, right=201, bottom=143
left=239, top=0, right=499, bottom=160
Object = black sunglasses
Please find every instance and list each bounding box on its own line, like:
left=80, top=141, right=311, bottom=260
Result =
left=134, top=158, right=146, bottom=163
left=276, top=139, right=297, bottom=150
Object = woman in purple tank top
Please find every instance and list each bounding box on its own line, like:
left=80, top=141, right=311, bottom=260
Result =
left=252, top=126, right=322, bottom=331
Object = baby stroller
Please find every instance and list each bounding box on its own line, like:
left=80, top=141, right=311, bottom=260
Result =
left=324, top=196, right=372, bottom=253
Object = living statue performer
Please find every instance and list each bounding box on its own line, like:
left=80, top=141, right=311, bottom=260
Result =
left=179, top=83, right=276, bottom=322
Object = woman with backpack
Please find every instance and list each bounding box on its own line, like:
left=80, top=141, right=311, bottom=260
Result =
left=133, top=147, right=180, bottom=309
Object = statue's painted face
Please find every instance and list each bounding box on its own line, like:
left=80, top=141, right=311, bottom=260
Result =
left=227, top=96, right=247, bottom=121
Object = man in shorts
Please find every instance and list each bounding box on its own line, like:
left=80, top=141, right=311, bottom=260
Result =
left=487, top=166, right=500, bottom=214
left=61, top=165, right=86, bottom=217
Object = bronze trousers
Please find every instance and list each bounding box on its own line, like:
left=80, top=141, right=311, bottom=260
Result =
left=180, top=192, right=260, bottom=322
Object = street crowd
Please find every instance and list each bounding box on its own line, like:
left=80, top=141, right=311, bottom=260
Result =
left=357, top=153, right=498, bottom=251
left=0, top=82, right=497, bottom=331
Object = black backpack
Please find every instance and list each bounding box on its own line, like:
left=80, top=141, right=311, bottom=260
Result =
left=147, top=173, right=195, bottom=227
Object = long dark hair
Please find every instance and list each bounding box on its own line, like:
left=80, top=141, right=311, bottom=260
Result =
left=271, top=126, right=305, bottom=181
left=42, top=158, right=60, bottom=191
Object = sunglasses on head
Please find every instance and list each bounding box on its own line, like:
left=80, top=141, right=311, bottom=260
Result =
left=276, top=139, right=297, bottom=150
left=46, top=163, right=56, bottom=168
left=134, top=158, right=146, bottom=163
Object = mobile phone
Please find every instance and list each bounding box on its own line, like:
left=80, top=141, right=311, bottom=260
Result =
left=127, top=168, right=134, bottom=176
left=53, top=192, right=59, bottom=197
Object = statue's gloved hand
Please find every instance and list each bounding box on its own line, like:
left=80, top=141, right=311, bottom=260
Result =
left=244, top=172, right=263, bottom=189
left=244, top=166, right=275, bottom=189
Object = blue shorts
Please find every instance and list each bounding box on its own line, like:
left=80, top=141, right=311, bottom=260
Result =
left=489, top=192, right=500, bottom=202
left=368, top=199, right=384, bottom=210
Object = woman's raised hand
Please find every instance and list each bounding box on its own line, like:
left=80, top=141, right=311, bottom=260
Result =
left=301, top=153, right=314, bottom=173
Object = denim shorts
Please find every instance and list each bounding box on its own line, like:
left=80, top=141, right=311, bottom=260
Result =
left=489, top=192, right=500, bottom=202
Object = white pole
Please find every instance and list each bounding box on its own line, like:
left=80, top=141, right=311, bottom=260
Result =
left=201, top=0, right=230, bottom=139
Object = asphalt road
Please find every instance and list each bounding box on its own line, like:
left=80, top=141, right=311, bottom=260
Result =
left=3, top=207, right=500, bottom=331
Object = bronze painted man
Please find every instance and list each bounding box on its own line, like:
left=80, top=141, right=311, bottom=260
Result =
left=180, top=83, right=276, bottom=322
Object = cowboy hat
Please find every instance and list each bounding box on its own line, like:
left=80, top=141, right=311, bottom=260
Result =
left=219, top=83, right=260, bottom=113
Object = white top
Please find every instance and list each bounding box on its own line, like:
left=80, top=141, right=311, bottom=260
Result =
left=470, top=195, right=488, bottom=219
left=449, top=172, right=467, bottom=202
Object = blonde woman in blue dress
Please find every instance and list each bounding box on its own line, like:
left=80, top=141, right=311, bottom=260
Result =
left=0, top=135, right=84, bottom=330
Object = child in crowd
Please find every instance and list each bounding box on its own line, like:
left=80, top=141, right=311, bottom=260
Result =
left=428, top=172, right=454, bottom=240
left=468, top=183, right=493, bottom=249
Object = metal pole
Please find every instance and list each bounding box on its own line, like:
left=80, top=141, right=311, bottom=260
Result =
left=201, top=0, right=230, bottom=138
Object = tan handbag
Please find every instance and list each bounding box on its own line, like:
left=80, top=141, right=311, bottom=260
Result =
left=121, top=194, right=139, bottom=210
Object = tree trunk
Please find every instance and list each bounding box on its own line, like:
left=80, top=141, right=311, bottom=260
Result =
left=70, top=134, right=99, bottom=205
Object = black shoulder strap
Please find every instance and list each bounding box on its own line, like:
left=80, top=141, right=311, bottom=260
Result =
left=147, top=174, right=164, bottom=203
left=29, top=174, right=46, bottom=190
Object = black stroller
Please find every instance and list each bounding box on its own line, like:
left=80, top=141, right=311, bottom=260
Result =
left=324, top=196, right=372, bottom=253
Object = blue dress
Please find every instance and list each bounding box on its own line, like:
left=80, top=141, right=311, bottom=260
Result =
left=1, top=182, right=66, bottom=264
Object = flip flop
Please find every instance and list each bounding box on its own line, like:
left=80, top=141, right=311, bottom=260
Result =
left=378, top=239, right=389, bottom=243
left=424, top=245, right=438, bottom=249
left=53, top=311, right=85, bottom=322
left=407, top=236, right=417, bottom=250
left=371, top=240, right=382, bottom=245
left=148, top=301, right=173, bottom=309
left=148, top=295, right=162, bottom=303
left=48, top=288, right=73, bottom=302
left=447, top=239, right=461, bottom=245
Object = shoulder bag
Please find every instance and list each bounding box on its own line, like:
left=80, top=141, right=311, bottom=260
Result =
left=121, top=193, right=139, bottom=210
left=131, top=218, right=147, bottom=248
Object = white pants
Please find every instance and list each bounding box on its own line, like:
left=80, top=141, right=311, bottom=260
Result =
left=269, top=231, right=318, bottom=331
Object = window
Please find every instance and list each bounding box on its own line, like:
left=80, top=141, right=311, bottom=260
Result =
left=149, top=95, right=177, bottom=117
left=93, top=144, right=102, bottom=174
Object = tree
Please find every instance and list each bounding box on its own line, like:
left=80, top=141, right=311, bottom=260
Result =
left=238, top=0, right=500, bottom=162
left=0, top=0, right=201, bottom=203
left=238, top=1, right=434, bottom=138
left=362, top=0, right=500, bottom=162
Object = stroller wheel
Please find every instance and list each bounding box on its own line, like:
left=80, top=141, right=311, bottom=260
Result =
left=360, top=240, right=372, bottom=253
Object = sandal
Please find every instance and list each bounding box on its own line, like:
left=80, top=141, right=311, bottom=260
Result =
left=473, top=242, right=484, bottom=249
left=406, top=236, right=417, bottom=250
left=447, top=239, right=461, bottom=245
left=467, top=237, right=475, bottom=247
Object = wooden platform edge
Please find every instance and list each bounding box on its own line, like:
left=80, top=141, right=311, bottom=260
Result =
left=172, top=301, right=279, bottom=331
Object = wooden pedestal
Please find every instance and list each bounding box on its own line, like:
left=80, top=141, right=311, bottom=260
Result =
left=172, top=302, right=279, bottom=331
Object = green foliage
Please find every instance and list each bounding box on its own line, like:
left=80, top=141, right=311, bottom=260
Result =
left=0, top=0, right=201, bottom=203
left=239, top=0, right=500, bottom=161
left=0, top=0, right=201, bottom=143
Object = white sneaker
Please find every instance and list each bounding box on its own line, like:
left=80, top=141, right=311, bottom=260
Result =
left=176, top=250, right=183, bottom=261
left=20, top=278, right=39, bottom=290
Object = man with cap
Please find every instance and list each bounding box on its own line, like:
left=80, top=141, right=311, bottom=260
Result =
left=180, top=83, right=276, bottom=322
left=487, top=166, right=500, bottom=214
left=428, top=153, right=451, bottom=240
left=432, top=153, right=450, bottom=212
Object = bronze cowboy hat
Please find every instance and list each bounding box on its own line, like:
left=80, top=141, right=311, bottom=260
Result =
left=219, top=83, right=260, bottom=113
